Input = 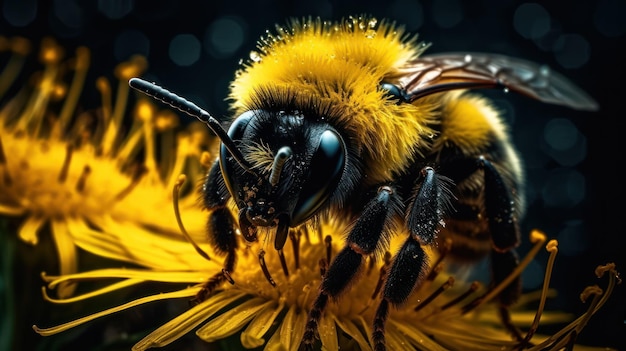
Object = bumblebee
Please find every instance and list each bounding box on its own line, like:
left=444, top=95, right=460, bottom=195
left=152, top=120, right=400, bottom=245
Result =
left=130, top=15, right=597, bottom=351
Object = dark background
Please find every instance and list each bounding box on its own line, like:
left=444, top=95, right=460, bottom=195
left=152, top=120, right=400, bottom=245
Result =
left=1, top=0, right=624, bottom=350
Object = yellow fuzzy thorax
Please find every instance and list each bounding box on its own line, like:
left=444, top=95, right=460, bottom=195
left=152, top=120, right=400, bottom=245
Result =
left=229, top=16, right=437, bottom=182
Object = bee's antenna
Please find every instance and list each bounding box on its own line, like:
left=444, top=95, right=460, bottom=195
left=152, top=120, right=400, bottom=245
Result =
left=129, top=78, right=256, bottom=175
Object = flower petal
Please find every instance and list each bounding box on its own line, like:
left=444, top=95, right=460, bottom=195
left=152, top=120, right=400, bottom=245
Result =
left=266, top=304, right=307, bottom=351
left=391, top=319, right=450, bottom=351
left=69, top=216, right=216, bottom=271
left=50, top=219, right=78, bottom=298
left=196, top=296, right=273, bottom=342
left=333, top=315, right=370, bottom=351
left=132, top=290, right=246, bottom=351
left=317, top=313, right=338, bottom=351
left=17, top=214, right=45, bottom=245
left=34, top=286, right=201, bottom=336
left=0, top=203, right=26, bottom=216
left=240, top=298, right=285, bottom=348
left=43, top=268, right=208, bottom=287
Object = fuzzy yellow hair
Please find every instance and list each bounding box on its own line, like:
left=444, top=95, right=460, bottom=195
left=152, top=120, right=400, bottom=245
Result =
left=228, top=15, right=438, bottom=182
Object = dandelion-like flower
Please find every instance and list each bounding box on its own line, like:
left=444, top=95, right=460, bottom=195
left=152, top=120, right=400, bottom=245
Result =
left=31, top=195, right=620, bottom=351
left=0, top=36, right=212, bottom=298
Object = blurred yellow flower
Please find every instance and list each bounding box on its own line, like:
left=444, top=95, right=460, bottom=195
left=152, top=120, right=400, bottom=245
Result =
left=0, top=36, right=211, bottom=298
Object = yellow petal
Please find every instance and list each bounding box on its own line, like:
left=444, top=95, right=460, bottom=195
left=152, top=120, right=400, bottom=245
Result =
left=17, top=214, right=45, bottom=245
left=196, top=296, right=273, bottom=342
left=333, top=315, right=370, bottom=351
left=391, top=319, right=450, bottom=351
left=0, top=204, right=25, bottom=216
left=34, top=286, right=200, bottom=336
left=386, top=326, right=415, bottom=351
left=69, top=216, right=216, bottom=271
left=43, top=268, right=208, bottom=288
left=133, top=290, right=246, bottom=351
left=266, top=305, right=307, bottom=351
left=50, top=219, right=78, bottom=298
left=42, top=278, right=144, bottom=303
left=240, top=299, right=285, bottom=348
left=318, top=313, right=339, bottom=351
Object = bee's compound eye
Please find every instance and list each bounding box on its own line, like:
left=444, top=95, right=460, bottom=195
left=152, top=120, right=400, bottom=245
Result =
left=380, top=82, right=406, bottom=103
left=291, top=130, right=345, bottom=225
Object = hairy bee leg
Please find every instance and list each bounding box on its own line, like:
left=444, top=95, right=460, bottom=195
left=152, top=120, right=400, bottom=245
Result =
left=299, top=186, right=399, bottom=351
left=478, top=156, right=520, bottom=252
left=194, top=161, right=239, bottom=303
left=372, top=167, right=448, bottom=350
left=492, top=249, right=525, bottom=342
left=407, top=167, right=451, bottom=244
left=478, top=157, right=522, bottom=306
left=374, top=236, right=428, bottom=351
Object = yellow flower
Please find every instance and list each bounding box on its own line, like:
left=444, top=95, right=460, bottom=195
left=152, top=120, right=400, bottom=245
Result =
left=0, top=36, right=212, bottom=298
left=32, top=207, right=619, bottom=351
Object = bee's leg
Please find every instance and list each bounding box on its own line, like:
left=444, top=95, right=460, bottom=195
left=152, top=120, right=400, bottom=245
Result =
left=373, top=167, right=448, bottom=351
left=194, top=160, right=238, bottom=303
left=478, top=156, right=522, bottom=304
left=299, top=185, right=400, bottom=351
left=478, top=157, right=524, bottom=340
left=479, top=156, right=520, bottom=253
left=491, top=248, right=524, bottom=341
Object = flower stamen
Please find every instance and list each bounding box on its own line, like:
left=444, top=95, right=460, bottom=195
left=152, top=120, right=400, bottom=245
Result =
left=258, top=248, right=277, bottom=287
left=325, top=234, right=332, bottom=263
left=277, top=248, right=289, bottom=277
left=414, top=276, right=454, bottom=311
left=319, top=257, right=328, bottom=277
left=0, top=37, right=31, bottom=98
left=75, top=165, right=91, bottom=192
left=527, top=263, right=620, bottom=350
left=57, top=144, right=73, bottom=183
left=371, top=251, right=392, bottom=299
left=521, top=239, right=559, bottom=345
left=462, top=229, right=547, bottom=314
left=113, top=164, right=147, bottom=201
left=57, top=46, right=89, bottom=132
left=173, top=173, right=211, bottom=261
left=0, top=134, right=11, bottom=185
left=289, top=228, right=300, bottom=269
left=440, top=280, right=480, bottom=310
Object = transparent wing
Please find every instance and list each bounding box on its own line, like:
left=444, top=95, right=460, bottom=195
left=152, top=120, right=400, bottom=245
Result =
left=391, top=52, right=598, bottom=111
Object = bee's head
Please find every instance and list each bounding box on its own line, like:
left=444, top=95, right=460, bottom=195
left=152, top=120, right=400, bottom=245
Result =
left=220, top=110, right=346, bottom=249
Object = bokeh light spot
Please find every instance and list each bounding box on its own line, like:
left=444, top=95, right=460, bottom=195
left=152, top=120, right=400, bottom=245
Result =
left=98, top=0, right=134, bottom=20
left=169, top=34, right=201, bottom=66
left=114, top=29, right=149, bottom=61
left=389, top=0, right=424, bottom=31
left=541, top=168, right=586, bottom=208
left=2, top=0, right=37, bottom=27
left=543, top=118, right=586, bottom=167
left=204, top=16, right=246, bottom=59
left=593, top=0, right=626, bottom=37
left=544, top=118, right=578, bottom=151
left=52, top=0, right=84, bottom=30
left=521, top=259, right=544, bottom=290
left=552, top=33, right=590, bottom=69
left=432, top=0, right=463, bottom=29
left=557, top=220, right=589, bottom=256
left=513, top=3, right=551, bottom=40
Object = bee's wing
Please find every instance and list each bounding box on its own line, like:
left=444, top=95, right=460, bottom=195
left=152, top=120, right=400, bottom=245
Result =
left=395, top=52, right=598, bottom=111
